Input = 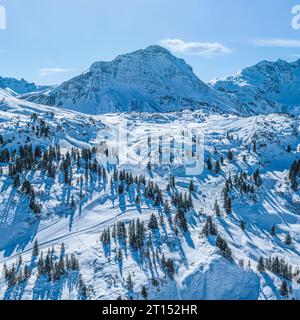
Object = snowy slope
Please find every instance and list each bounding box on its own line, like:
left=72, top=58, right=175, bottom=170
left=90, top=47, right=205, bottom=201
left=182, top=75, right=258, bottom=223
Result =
left=210, top=59, right=300, bottom=115
left=0, top=89, right=300, bottom=300
left=1, top=49, right=300, bottom=300
left=24, top=46, right=232, bottom=114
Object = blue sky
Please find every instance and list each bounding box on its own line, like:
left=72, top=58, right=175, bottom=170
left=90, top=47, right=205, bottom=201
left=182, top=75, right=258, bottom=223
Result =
left=0, top=0, right=300, bottom=85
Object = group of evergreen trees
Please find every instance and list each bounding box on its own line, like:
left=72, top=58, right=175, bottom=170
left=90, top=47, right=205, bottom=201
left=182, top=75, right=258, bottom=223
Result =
left=30, top=113, right=52, bottom=138
left=257, top=256, right=293, bottom=280
left=100, top=212, right=180, bottom=282
left=144, top=180, right=163, bottom=206
left=171, top=191, right=193, bottom=232
left=3, top=240, right=87, bottom=298
left=3, top=258, right=31, bottom=288
left=161, top=254, right=176, bottom=279
left=206, top=157, right=222, bottom=175
left=0, top=137, right=111, bottom=215
left=111, top=168, right=168, bottom=211
left=206, top=149, right=234, bottom=175
left=233, top=170, right=262, bottom=196
left=202, top=216, right=218, bottom=236
left=219, top=169, right=262, bottom=216
left=201, top=216, right=232, bottom=261
left=222, top=181, right=233, bottom=215
left=128, top=219, right=146, bottom=250
left=36, top=248, right=80, bottom=282
left=101, top=218, right=146, bottom=251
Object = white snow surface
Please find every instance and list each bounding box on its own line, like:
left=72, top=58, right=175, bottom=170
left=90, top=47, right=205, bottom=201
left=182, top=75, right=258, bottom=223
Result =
left=0, top=89, right=300, bottom=300
left=1, top=47, right=300, bottom=300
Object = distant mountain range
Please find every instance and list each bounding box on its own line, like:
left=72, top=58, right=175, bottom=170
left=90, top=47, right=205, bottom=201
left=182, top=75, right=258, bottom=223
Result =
left=0, top=76, right=49, bottom=95
left=2, top=46, right=300, bottom=115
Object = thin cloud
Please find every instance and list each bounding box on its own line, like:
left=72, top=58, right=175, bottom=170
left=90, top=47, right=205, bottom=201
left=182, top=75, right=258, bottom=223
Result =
left=38, top=68, right=74, bottom=77
left=287, top=54, right=300, bottom=59
left=159, top=39, right=232, bottom=57
left=251, top=38, right=300, bottom=48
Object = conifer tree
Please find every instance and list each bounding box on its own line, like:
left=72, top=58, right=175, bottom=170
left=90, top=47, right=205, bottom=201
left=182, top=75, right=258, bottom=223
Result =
left=189, top=179, right=195, bottom=192
left=141, top=285, right=148, bottom=300
left=148, top=214, right=158, bottom=230
left=225, top=197, right=232, bottom=214
left=240, top=220, right=246, bottom=231
left=227, top=150, right=234, bottom=162
left=207, top=157, right=212, bottom=170
left=257, top=257, right=265, bottom=273
left=285, top=232, right=292, bottom=245
left=270, top=225, right=276, bottom=236
left=32, top=240, right=39, bottom=258
left=126, top=274, right=134, bottom=291
left=279, top=280, right=289, bottom=297
left=135, top=195, right=140, bottom=206
left=253, top=140, right=257, bottom=152
left=239, top=259, right=244, bottom=267
left=70, top=195, right=76, bottom=209
left=78, top=274, right=88, bottom=300
left=202, top=216, right=218, bottom=236
left=214, top=200, right=221, bottom=217
left=215, top=160, right=221, bottom=175
left=216, top=235, right=232, bottom=261
left=164, top=201, right=171, bottom=215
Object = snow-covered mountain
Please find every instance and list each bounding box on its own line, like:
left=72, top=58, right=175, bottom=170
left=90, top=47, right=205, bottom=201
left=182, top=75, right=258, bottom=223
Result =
left=24, top=45, right=230, bottom=114
left=25, top=49, right=300, bottom=116
left=210, top=59, right=300, bottom=115
left=1, top=89, right=300, bottom=300
left=2, top=49, right=300, bottom=301
left=0, top=76, right=49, bottom=95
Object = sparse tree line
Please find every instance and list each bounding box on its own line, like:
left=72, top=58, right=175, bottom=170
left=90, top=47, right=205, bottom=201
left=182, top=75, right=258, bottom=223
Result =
left=0, top=115, right=52, bottom=153
left=113, top=169, right=165, bottom=209
left=206, top=148, right=234, bottom=175
left=3, top=240, right=88, bottom=299
left=101, top=214, right=176, bottom=281
left=257, top=256, right=294, bottom=280
left=111, top=171, right=194, bottom=233
left=217, top=170, right=262, bottom=217
left=0, top=139, right=109, bottom=214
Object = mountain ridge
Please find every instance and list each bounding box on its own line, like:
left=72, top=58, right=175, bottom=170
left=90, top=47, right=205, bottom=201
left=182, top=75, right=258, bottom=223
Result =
left=14, top=46, right=300, bottom=116
left=210, top=58, right=300, bottom=115
left=0, top=76, right=50, bottom=95
left=23, top=45, right=233, bottom=114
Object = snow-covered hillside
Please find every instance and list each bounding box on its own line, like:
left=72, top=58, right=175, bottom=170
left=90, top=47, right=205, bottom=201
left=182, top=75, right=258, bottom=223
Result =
left=210, top=59, right=300, bottom=115
left=24, top=46, right=232, bottom=115
left=0, top=88, right=300, bottom=300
